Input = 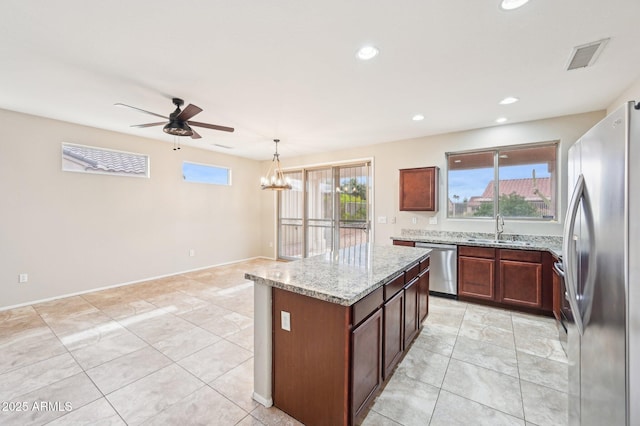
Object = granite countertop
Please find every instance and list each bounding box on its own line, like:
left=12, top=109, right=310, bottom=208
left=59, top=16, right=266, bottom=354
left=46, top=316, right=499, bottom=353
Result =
left=244, top=244, right=431, bottom=306
left=392, top=230, right=563, bottom=258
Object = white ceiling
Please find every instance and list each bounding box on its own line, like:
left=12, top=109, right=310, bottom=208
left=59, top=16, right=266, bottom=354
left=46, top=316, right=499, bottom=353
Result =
left=2, top=0, right=639, bottom=160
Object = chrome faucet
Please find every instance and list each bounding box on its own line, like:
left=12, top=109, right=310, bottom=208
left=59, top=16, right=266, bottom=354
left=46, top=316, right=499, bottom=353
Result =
left=495, top=213, right=505, bottom=241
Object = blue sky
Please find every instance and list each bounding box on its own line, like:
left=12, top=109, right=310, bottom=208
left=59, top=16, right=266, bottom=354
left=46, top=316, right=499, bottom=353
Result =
left=182, top=162, right=229, bottom=185
left=448, top=164, right=550, bottom=201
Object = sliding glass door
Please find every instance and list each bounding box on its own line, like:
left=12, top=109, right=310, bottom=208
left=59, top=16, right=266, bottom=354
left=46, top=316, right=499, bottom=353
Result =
left=277, top=161, right=370, bottom=260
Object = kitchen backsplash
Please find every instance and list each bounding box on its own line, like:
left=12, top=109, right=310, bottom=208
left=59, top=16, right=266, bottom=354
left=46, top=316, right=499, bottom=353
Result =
left=399, top=229, right=563, bottom=247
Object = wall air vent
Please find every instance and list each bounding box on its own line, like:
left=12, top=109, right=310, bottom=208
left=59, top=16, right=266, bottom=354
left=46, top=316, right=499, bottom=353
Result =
left=566, top=38, right=609, bottom=70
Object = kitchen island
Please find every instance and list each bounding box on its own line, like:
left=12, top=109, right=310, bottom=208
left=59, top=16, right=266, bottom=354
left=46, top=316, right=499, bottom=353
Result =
left=245, top=244, right=431, bottom=426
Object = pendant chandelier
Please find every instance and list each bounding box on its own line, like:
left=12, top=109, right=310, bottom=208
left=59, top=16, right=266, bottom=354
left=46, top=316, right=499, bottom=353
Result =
left=261, top=139, right=292, bottom=190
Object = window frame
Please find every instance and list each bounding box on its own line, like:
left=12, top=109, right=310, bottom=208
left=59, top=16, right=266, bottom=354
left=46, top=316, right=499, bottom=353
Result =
left=446, top=141, right=559, bottom=221
left=62, top=142, right=150, bottom=178
left=182, top=161, right=232, bottom=186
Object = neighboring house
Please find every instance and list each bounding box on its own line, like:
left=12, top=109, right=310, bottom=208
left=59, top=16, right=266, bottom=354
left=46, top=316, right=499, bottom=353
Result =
left=62, top=144, right=148, bottom=176
left=462, top=177, right=553, bottom=216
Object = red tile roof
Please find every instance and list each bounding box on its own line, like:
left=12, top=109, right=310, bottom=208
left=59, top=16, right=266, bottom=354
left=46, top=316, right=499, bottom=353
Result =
left=466, top=177, right=551, bottom=206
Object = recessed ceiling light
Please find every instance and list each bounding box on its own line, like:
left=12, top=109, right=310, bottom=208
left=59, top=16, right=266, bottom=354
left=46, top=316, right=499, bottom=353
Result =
left=356, top=45, right=379, bottom=60
left=496, top=117, right=508, bottom=123
left=500, top=0, right=530, bottom=10
left=499, top=96, right=519, bottom=105
left=412, top=114, right=425, bottom=121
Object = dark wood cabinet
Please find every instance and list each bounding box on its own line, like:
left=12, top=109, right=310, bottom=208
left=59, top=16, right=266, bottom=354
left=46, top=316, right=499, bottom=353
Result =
left=458, top=246, right=496, bottom=301
left=403, top=277, right=419, bottom=347
left=499, top=260, right=543, bottom=308
left=383, top=290, right=404, bottom=379
left=271, top=255, right=429, bottom=425
left=418, top=269, right=429, bottom=324
left=399, top=166, right=438, bottom=211
left=458, top=246, right=553, bottom=315
left=392, top=239, right=415, bottom=247
left=351, top=308, right=383, bottom=423
left=552, top=255, right=561, bottom=321
left=498, top=249, right=543, bottom=308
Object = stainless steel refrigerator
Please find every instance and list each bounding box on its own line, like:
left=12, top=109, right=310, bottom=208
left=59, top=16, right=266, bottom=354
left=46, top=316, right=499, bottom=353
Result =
left=563, top=100, right=639, bottom=425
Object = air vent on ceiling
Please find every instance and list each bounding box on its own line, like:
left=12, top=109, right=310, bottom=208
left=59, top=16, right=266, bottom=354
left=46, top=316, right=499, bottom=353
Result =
left=213, top=143, right=232, bottom=149
left=566, top=38, right=609, bottom=70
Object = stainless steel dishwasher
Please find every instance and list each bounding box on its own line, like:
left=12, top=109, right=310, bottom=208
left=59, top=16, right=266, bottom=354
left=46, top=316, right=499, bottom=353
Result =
left=415, top=242, right=457, bottom=297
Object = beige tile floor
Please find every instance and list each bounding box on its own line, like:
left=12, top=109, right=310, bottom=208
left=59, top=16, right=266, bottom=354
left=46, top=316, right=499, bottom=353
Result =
left=0, top=259, right=567, bottom=426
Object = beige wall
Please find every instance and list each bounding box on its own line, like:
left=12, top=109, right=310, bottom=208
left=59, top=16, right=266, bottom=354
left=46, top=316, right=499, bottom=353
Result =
left=260, top=110, right=605, bottom=256
left=0, top=108, right=264, bottom=310
left=607, top=74, right=640, bottom=113
left=0, top=107, right=606, bottom=309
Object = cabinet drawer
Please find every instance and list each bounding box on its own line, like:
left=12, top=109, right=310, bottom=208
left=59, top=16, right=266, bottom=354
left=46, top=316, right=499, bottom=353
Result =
left=500, top=249, right=541, bottom=263
left=458, top=245, right=495, bottom=259
left=384, top=274, right=405, bottom=301
left=405, top=263, right=420, bottom=283
left=420, top=257, right=430, bottom=272
left=393, top=240, right=415, bottom=247
left=352, top=286, right=383, bottom=326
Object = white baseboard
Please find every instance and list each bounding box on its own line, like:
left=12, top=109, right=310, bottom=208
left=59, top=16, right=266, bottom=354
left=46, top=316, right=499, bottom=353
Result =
left=0, top=256, right=271, bottom=312
left=252, top=392, right=273, bottom=408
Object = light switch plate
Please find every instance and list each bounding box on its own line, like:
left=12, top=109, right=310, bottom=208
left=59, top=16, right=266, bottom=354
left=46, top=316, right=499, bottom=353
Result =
left=429, top=216, right=437, bottom=225
left=377, top=216, right=387, bottom=224
left=281, top=311, right=291, bottom=331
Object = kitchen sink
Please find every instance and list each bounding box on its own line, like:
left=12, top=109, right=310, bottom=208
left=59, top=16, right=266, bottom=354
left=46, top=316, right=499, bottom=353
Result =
left=466, top=238, right=533, bottom=247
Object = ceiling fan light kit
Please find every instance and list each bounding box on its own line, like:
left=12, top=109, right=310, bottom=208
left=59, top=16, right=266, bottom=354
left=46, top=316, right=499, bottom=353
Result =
left=261, top=139, right=292, bottom=191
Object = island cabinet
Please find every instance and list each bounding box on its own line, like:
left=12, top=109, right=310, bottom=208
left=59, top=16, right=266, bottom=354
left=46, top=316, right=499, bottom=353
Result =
left=383, top=275, right=405, bottom=379
left=458, top=245, right=553, bottom=314
left=267, top=254, right=430, bottom=426
left=418, top=257, right=430, bottom=324
left=403, top=264, right=420, bottom=347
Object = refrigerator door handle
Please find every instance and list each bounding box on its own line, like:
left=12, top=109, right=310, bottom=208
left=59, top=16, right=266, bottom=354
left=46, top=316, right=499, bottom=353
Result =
left=563, top=174, right=585, bottom=336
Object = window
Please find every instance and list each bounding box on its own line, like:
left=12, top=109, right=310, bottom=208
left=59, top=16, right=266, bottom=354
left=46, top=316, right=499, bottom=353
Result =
left=182, top=161, right=231, bottom=185
left=447, top=142, right=557, bottom=220
left=277, top=162, right=371, bottom=260
left=62, top=143, right=149, bottom=178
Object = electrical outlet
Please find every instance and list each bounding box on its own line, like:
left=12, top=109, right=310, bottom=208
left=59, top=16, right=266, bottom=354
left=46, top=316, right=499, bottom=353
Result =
left=19, top=273, right=28, bottom=283
left=412, top=217, right=418, bottom=224
left=429, top=216, right=438, bottom=225
left=391, top=216, right=396, bottom=224
left=377, top=216, right=387, bottom=224
left=281, top=311, right=291, bottom=331
left=189, top=249, right=196, bottom=257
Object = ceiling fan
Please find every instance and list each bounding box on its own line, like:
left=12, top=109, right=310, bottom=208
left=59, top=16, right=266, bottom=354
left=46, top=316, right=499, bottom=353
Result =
left=115, top=97, right=234, bottom=139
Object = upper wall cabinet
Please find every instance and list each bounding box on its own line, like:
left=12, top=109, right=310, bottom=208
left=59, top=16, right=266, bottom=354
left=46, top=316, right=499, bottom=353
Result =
left=399, top=167, right=439, bottom=212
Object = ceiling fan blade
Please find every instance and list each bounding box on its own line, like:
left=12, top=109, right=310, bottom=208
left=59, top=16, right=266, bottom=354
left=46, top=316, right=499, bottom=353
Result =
left=131, top=122, right=166, bottom=128
left=190, top=128, right=202, bottom=139
left=188, top=121, right=235, bottom=133
left=114, top=103, right=168, bottom=119
left=177, top=104, right=202, bottom=121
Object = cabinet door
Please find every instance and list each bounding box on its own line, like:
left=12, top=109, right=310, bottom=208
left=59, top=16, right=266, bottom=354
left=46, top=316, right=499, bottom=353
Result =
left=499, top=260, right=543, bottom=308
left=418, top=269, right=429, bottom=324
left=399, top=167, right=438, bottom=211
left=352, top=308, right=383, bottom=422
left=404, top=277, right=419, bottom=347
left=458, top=256, right=495, bottom=300
left=383, top=290, right=404, bottom=379
left=552, top=262, right=561, bottom=321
